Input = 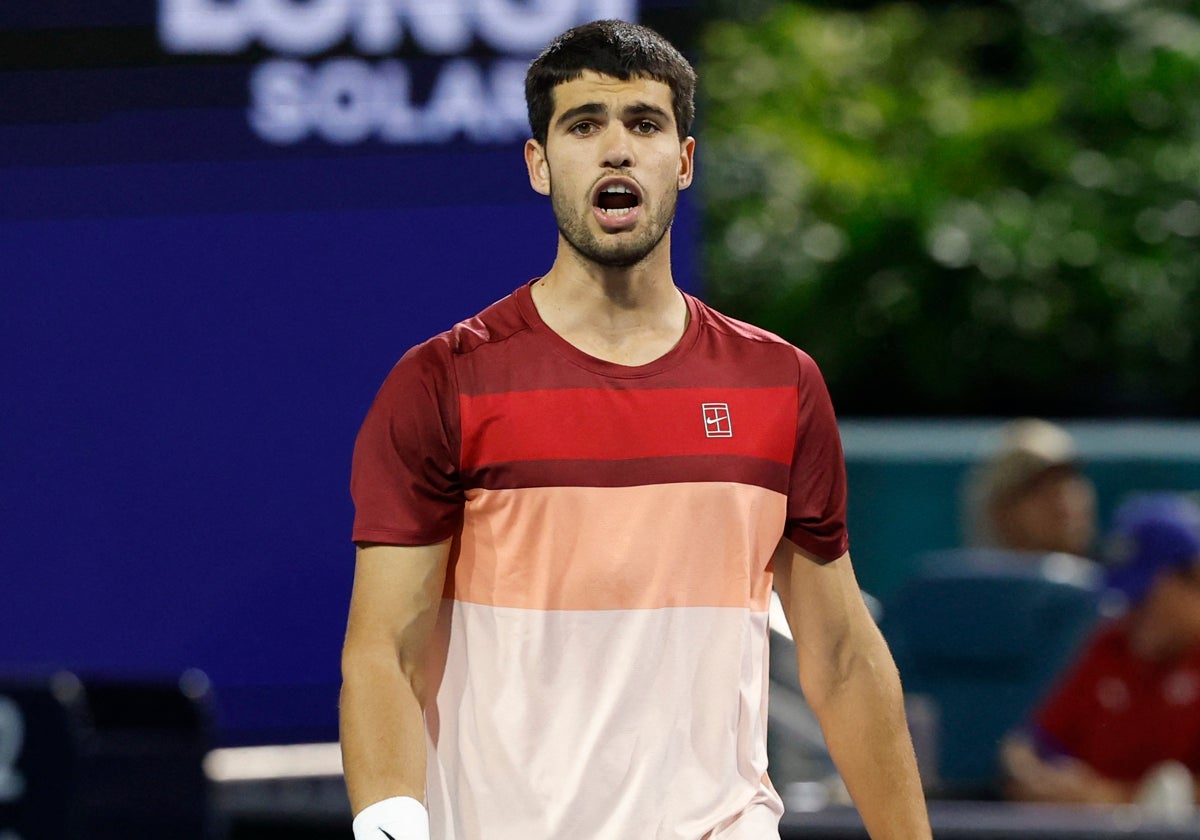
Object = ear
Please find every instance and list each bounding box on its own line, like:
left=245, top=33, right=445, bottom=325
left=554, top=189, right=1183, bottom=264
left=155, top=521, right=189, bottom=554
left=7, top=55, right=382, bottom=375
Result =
left=525, top=139, right=551, bottom=196
left=677, top=136, right=696, bottom=191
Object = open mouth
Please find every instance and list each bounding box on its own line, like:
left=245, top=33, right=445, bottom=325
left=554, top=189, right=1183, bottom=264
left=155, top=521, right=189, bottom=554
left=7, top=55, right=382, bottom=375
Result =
left=594, top=181, right=641, bottom=218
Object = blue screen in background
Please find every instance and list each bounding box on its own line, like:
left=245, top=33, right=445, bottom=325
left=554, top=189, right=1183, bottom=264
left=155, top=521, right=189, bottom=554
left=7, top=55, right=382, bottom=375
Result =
left=1, top=0, right=698, bottom=744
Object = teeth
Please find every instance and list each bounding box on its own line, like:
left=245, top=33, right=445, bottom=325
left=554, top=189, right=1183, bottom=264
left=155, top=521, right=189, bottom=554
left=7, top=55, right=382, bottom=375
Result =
left=601, top=207, right=633, bottom=216
left=603, top=185, right=632, bottom=194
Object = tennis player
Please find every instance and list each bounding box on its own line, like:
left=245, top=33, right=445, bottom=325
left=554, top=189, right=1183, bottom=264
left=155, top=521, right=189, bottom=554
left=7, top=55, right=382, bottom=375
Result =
left=341, top=19, right=931, bottom=840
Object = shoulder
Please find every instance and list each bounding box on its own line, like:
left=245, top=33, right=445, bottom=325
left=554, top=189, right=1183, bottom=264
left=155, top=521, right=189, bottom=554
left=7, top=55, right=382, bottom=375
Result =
left=388, top=290, right=530, bottom=375
left=443, top=290, right=531, bottom=356
left=691, top=293, right=790, bottom=347
left=689, top=294, right=826, bottom=382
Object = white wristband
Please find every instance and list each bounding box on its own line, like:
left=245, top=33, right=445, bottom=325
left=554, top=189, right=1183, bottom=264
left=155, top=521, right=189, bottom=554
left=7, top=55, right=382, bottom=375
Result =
left=352, top=795, right=430, bottom=840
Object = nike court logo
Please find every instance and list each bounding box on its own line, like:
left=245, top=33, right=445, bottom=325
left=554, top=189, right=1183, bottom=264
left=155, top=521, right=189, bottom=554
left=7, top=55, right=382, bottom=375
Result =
left=380, top=831, right=397, bottom=840
left=701, top=402, right=733, bottom=438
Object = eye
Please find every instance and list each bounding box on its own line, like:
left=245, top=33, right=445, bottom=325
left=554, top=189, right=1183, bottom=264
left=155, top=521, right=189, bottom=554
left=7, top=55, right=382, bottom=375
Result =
left=633, top=120, right=660, bottom=134
left=569, top=121, right=598, bottom=137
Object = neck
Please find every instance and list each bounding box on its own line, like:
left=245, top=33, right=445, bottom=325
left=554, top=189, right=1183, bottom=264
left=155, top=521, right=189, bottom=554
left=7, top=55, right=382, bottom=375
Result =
left=531, top=237, right=687, bottom=366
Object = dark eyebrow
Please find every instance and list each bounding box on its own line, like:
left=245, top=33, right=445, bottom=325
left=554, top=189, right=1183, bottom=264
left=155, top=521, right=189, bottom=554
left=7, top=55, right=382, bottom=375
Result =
left=554, top=101, right=674, bottom=131
left=555, top=103, right=607, bottom=130
left=622, top=102, right=672, bottom=125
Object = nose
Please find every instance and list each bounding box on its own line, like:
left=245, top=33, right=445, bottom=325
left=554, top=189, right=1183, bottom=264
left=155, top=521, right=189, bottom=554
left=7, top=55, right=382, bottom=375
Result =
left=600, top=124, right=634, bottom=170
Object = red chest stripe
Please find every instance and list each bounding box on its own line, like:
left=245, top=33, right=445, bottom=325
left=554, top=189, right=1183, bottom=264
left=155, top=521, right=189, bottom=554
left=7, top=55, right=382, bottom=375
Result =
left=459, top=386, right=797, bottom=469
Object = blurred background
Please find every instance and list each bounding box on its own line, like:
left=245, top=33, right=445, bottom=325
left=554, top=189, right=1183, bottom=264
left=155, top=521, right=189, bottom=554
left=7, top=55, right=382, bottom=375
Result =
left=3, top=0, right=1200, bottom=837
left=702, top=0, right=1200, bottom=418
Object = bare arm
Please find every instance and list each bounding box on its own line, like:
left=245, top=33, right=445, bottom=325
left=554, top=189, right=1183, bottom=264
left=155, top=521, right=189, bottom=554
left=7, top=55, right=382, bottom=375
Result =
left=774, top=538, right=931, bottom=840
left=1000, top=733, right=1133, bottom=804
left=339, top=540, right=452, bottom=815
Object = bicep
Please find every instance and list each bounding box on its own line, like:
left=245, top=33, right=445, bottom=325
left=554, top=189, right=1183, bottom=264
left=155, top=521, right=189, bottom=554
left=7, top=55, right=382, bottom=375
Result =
left=774, top=539, right=868, bottom=642
left=343, top=541, right=452, bottom=670
left=773, top=539, right=879, bottom=694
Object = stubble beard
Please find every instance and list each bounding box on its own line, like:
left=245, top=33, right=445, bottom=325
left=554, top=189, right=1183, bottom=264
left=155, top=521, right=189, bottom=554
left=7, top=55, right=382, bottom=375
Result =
left=552, top=186, right=678, bottom=269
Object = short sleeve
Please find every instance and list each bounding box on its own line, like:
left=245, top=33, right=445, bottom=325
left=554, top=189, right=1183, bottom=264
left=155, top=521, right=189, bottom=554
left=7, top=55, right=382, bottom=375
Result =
left=782, top=350, right=849, bottom=562
left=350, top=337, right=464, bottom=545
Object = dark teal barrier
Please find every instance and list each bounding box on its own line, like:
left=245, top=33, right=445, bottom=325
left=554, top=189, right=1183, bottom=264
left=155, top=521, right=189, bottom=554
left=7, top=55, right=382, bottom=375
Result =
left=840, top=420, right=1200, bottom=599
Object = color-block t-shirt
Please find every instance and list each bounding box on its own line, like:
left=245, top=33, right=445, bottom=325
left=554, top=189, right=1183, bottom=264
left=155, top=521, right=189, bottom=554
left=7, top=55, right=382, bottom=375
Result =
left=351, top=282, right=849, bottom=839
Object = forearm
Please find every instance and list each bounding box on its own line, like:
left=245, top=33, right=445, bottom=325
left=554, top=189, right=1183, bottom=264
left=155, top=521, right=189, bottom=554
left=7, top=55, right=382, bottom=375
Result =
left=340, top=645, right=429, bottom=814
left=806, top=634, right=931, bottom=840
left=1001, top=736, right=1132, bottom=805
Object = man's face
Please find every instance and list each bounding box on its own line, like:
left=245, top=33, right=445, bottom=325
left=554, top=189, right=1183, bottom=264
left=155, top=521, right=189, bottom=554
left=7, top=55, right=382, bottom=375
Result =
left=1145, top=562, right=1200, bottom=649
left=525, top=71, right=695, bottom=269
left=996, top=468, right=1097, bottom=557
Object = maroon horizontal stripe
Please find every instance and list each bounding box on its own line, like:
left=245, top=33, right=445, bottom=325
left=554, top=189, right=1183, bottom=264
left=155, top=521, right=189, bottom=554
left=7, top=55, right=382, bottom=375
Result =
left=464, top=455, right=791, bottom=493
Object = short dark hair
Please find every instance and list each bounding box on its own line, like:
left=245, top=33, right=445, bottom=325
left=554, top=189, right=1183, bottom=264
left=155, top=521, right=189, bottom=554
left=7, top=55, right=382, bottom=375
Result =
left=525, top=19, right=696, bottom=147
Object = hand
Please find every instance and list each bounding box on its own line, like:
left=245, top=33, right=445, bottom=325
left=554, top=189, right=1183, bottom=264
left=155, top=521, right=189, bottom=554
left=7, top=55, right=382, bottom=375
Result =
left=1000, top=735, right=1130, bottom=804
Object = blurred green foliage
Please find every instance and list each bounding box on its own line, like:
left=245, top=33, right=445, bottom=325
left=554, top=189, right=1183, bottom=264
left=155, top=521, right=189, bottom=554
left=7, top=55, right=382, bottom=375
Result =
left=699, top=0, right=1200, bottom=415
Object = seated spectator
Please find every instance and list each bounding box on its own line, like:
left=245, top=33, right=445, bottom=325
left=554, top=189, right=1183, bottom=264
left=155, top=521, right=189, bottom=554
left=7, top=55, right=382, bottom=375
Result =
left=1001, top=493, right=1200, bottom=807
left=964, top=418, right=1097, bottom=558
